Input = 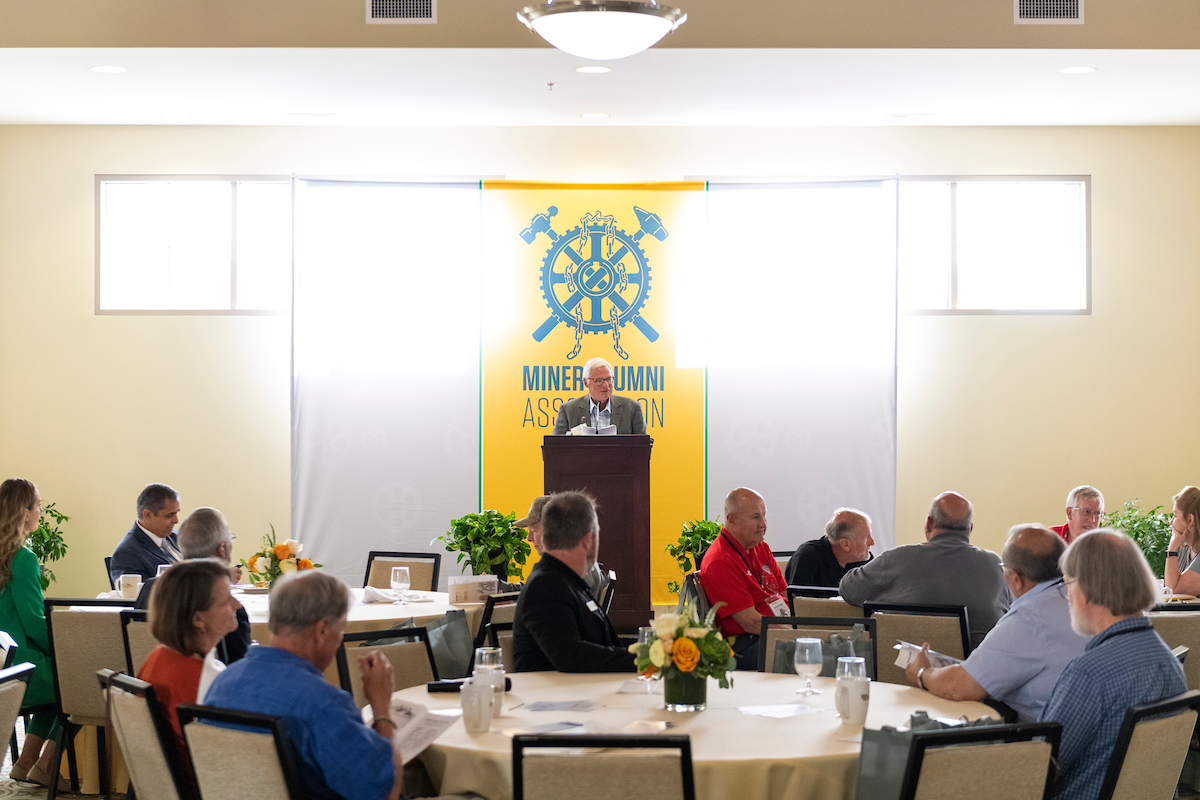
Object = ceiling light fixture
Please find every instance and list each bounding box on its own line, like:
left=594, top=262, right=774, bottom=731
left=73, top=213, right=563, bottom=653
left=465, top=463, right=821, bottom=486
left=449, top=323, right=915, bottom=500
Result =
left=90, top=66, right=127, bottom=74
left=518, top=1, right=686, bottom=61
left=576, top=66, right=612, bottom=74
left=1059, top=66, right=1097, bottom=74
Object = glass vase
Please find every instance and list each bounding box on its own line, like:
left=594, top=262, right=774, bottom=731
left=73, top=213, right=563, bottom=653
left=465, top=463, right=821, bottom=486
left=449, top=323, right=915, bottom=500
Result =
left=663, top=670, right=707, bottom=712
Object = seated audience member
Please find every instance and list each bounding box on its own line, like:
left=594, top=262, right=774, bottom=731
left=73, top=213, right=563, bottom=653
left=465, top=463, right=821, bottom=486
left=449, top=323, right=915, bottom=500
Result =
left=512, top=491, right=634, bottom=673
left=510, top=494, right=610, bottom=600
left=1164, top=486, right=1200, bottom=594
left=1050, top=485, right=1104, bottom=544
left=904, top=524, right=1088, bottom=721
left=137, top=506, right=251, bottom=663
left=110, top=482, right=183, bottom=584
left=699, top=487, right=789, bottom=671
left=784, top=508, right=874, bottom=588
left=839, top=491, right=1009, bottom=649
left=139, top=558, right=242, bottom=754
left=1040, top=529, right=1186, bottom=800
left=205, top=571, right=405, bottom=800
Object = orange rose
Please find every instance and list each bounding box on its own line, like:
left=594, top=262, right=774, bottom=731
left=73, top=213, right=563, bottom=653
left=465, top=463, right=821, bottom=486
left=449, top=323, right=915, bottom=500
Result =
left=273, top=543, right=290, bottom=560
left=247, top=554, right=260, bottom=571
left=298, top=558, right=314, bottom=570
left=672, top=637, right=700, bottom=673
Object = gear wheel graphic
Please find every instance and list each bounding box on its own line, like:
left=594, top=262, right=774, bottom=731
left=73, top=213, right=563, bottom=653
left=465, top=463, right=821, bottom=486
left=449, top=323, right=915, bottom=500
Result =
left=540, top=224, right=652, bottom=336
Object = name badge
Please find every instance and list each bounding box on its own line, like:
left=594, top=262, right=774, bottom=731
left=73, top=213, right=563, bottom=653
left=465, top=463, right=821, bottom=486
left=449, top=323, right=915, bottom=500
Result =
left=586, top=600, right=600, bottom=612
left=767, top=594, right=790, bottom=617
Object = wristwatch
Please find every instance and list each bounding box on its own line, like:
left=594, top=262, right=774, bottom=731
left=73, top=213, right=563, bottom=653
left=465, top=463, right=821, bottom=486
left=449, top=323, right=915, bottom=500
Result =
left=1168, top=551, right=1180, bottom=558
left=917, top=667, right=927, bottom=690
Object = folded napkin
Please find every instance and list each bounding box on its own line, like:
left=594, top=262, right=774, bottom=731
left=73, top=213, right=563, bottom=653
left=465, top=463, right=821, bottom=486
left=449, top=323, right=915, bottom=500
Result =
left=361, top=587, right=439, bottom=604
left=96, top=589, right=126, bottom=600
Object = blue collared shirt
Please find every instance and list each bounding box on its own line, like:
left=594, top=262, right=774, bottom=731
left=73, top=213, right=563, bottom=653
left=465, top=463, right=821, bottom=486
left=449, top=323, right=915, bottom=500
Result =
left=1039, top=616, right=1186, bottom=800
left=588, top=397, right=611, bottom=429
left=204, top=646, right=395, bottom=800
left=962, top=579, right=1089, bottom=722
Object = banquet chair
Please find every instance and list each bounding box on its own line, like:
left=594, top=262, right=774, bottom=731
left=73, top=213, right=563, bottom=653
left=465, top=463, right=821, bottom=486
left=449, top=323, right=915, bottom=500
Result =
left=757, top=616, right=878, bottom=679
left=104, top=557, right=115, bottom=590
left=788, top=587, right=863, bottom=620
left=788, top=584, right=841, bottom=599
left=513, top=733, right=695, bottom=800
left=178, top=703, right=304, bottom=800
left=862, top=602, right=971, bottom=686
left=1148, top=612, right=1200, bottom=689
left=600, top=570, right=618, bottom=614
left=2, top=630, right=18, bottom=762
left=772, top=551, right=792, bottom=576
left=1096, top=689, right=1200, bottom=800
left=363, top=551, right=441, bottom=592
left=121, top=609, right=159, bottom=675
left=44, top=597, right=136, bottom=800
left=855, top=720, right=1060, bottom=800
left=485, top=622, right=515, bottom=674
left=472, top=591, right=521, bottom=649
left=96, top=669, right=196, bottom=800
left=677, top=571, right=710, bottom=620
left=336, top=627, right=438, bottom=707
left=0, top=663, right=35, bottom=771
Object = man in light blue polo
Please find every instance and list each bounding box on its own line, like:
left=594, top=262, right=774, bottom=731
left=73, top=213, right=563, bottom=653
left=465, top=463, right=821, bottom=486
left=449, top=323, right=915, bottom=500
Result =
left=904, top=524, right=1088, bottom=721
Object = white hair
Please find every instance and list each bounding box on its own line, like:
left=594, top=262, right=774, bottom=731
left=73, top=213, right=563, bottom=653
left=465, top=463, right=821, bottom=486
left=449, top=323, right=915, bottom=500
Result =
left=582, top=357, right=613, bottom=378
left=1066, top=485, right=1104, bottom=509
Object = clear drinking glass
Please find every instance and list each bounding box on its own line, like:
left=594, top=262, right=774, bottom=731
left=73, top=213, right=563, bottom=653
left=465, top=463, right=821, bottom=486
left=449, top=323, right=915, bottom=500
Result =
left=794, top=638, right=823, bottom=695
left=836, top=656, right=866, bottom=679
left=390, top=566, right=411, bottom=597
left=637, top=626, right=655, bottom=693
left=473, top=646, right=506, bottom=718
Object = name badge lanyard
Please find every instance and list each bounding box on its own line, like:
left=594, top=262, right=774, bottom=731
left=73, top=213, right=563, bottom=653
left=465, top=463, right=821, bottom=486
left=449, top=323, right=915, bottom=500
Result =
left=720, top=532, right=779, bottom=594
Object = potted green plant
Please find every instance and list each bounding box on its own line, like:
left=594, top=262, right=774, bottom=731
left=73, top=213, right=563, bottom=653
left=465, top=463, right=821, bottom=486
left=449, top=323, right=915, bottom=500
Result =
left=27, top=501, right=69, bottom=591
left=1102, top=500, right=1174, bottom=578
left=666, top=516, right=722, bottom=595
left=435, top=510, right=531, bottom=582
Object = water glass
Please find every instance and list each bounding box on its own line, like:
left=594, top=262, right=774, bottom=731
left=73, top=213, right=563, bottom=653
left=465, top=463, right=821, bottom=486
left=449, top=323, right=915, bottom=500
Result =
left=836, top=656, right=866, bottom=679
left=794, top=638, right=823, bottom=696
left=390, top=566, right=411, bottom=596
left=637, top=627, right=655, bottom=692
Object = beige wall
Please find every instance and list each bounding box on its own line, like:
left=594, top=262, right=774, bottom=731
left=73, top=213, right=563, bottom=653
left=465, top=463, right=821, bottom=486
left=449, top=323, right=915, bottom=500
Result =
left=2, top=124, right=1197, bottom=597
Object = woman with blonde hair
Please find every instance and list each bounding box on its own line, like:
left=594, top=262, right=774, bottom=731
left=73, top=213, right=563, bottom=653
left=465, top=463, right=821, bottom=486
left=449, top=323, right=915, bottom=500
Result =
left=1163, top=486, right=1200, bottom=595
left=0, top=478, right=67, bottom=790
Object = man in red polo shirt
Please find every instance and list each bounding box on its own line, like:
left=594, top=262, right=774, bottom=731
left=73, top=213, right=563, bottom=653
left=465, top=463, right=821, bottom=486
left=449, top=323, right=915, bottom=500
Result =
left=699, top=487, right=789, bottom=670
left=1051, top=485, right=1105, bottom=544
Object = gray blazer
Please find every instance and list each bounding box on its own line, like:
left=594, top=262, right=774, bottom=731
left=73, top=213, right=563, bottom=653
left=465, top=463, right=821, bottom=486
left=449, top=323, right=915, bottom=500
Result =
left=552, top=394, right=646, bottom=435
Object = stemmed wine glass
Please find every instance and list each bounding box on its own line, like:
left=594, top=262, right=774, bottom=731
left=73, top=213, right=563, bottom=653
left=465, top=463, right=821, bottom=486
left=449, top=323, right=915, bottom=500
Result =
left=391, top=566, right=411, bottom=602
left=794, top=638, right=823, bottom=695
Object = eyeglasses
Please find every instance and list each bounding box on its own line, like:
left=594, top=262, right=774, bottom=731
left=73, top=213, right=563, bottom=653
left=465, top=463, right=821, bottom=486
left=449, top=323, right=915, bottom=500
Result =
left=587, top=377, right=614, bottom=386
left=1071, top=508, right=1102, bottom=519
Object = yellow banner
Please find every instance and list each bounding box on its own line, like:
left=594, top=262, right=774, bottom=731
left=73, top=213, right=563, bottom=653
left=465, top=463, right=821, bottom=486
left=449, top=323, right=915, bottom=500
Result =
left=481, top=182, right=706, bottom=604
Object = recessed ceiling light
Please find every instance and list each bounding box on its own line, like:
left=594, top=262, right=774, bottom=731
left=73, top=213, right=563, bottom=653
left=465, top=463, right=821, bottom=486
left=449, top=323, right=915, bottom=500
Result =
left=580, top=112, right=610, bottom=119
left=90, top=66, right=127, bottom=74
left=575, top=66, right=611, bottom=74
left=1060, top=66, right=1097, bottom=74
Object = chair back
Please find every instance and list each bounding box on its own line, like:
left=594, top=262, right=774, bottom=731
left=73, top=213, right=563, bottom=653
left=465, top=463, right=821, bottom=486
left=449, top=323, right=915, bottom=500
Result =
left=1148, top=612, right=1200, bottom=689
left=790, top=594, right=862, bottom=619
left=0, top=630, right=17, bottom=668
left=513, top=733, right=695, bottom=800
left=473, top=591, right=521, bottom=649
left=486, top=622, right=516, bottom=674
left=0, top=663, right=34, bottom=756
left=677, top=571, right=710, bottom=620
left=787, top=584, right=841, bottom=599
left=772, top=551, right=791, bottom=577
left=121, top=609, right=160, bottom=675
left=98, top=669, right=194, bottom=800
left=758, top=616, right=878, bottom=679
left=45, top=598, right=136, bottom=725
left=178, top=704, right=303, bottom=800
left=600, top=570, right=618, bottom=614
left=363, top=551, right=440, bottom=592
left=336, top=628, right=438, bottom=707
left=105, top=556, right=115, bottom=590
left=1098, top=689, right=1200, bottom=800
left=863, top=602, right=970, bottom=685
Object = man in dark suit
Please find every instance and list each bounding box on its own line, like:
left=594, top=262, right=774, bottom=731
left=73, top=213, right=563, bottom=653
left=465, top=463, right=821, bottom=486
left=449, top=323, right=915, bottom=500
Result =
left=552, top=357, right=646, bottom=435
left=513, top=491, right=635, bottom=673
left=109, top=483, right=183, bottom=584
left=136, top=506, right=251, bottom=663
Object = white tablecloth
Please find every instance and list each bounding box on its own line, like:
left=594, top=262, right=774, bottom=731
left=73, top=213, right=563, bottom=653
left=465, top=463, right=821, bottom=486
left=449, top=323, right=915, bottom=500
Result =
left=394, top=671, right=994, bottom=800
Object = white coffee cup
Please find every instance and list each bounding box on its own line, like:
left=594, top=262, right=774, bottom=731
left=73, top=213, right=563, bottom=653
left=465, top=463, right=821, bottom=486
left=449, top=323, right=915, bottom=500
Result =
left=835, top=676, right=870, bottom=724
left=119, top=574, right=142, bottom=599
left=461, top=676, right=494, bottom=733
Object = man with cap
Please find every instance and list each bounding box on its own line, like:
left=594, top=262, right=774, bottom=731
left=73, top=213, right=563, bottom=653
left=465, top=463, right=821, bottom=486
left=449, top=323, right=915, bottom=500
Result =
left=515, top=494, right=610, bottom=601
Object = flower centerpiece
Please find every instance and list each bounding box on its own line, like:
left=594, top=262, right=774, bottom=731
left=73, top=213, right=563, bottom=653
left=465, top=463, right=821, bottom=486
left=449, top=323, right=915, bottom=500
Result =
left=241, top=525, right=320, bottom=588
left=630, top=602, right=736, bottom=711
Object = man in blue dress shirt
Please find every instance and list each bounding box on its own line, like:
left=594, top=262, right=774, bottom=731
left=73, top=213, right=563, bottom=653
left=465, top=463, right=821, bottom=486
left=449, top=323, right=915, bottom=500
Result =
left=1040, top=529, right=1186, bottom=800
left=904, top=524, right=1088, bottom=721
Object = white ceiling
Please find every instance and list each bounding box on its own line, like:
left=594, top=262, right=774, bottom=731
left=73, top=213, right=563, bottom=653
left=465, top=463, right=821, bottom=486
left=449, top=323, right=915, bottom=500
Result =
left=2, top=47, right=1198, bottom=126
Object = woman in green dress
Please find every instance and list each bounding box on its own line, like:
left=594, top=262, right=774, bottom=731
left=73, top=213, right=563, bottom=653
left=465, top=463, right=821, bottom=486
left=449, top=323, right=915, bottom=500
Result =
left=0, top=477, right=66, bottom=789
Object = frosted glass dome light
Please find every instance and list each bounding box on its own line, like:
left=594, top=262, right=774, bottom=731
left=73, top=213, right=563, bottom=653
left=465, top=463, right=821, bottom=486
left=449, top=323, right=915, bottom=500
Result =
left=517, top=1, right=687, bottom=61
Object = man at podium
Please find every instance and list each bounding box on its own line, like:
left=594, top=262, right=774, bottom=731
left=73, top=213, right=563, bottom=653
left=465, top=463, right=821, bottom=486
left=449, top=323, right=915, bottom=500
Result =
left=552, top=357, right=647, bottom=435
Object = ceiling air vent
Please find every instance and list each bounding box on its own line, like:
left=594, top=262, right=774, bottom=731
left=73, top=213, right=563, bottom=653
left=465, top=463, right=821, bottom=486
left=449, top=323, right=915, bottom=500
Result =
left=368, top=0, right=436, bottom=24
left=1015, top=0, right=1083, bottom=24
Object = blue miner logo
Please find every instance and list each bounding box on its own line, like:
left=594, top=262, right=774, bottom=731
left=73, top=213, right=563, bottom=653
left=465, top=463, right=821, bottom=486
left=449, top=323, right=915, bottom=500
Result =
left=519, top=206, right=668, bottom=360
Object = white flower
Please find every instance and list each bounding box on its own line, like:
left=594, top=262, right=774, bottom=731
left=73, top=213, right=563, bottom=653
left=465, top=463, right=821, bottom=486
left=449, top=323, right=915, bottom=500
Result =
left=251, top=556, right=271, bottom=574
left=654, top=614, right=680, bottom=639
left=684, top=627, right=709, bottom=638
left=279, top=557, right=298, bottom=573
left=648, top=639, right=666, bottom=668
left=285, top=539, right=303, bottom=557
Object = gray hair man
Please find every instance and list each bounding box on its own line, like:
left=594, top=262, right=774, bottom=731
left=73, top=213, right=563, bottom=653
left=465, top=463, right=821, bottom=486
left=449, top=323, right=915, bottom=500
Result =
left=1052, top=485, right=1105, bottom=544
left=784, top=507, right=874, bottom=588
left=551, top=356, right=647, bottom=435
left=905, top=524, right=1088, bottom=721
left=109, top=482, right=183, bottom=584
left=1039, top=529, right=1185, bottom=800
left=204, top=571, right=403, bottom=800
left=512, top=491, right=634, bottom=673
left=840, top=491, right=1011, bottom=649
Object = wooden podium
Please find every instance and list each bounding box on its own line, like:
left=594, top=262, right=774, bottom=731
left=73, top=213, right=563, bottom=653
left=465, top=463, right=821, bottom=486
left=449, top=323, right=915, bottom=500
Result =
left=542, top=434, right=652, bottom=633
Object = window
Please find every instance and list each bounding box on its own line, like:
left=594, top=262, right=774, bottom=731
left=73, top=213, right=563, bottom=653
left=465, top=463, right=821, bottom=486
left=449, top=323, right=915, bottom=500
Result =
left=97, top=177, right=292, bottom=313
left=899, top=177, right=1090, bottom=313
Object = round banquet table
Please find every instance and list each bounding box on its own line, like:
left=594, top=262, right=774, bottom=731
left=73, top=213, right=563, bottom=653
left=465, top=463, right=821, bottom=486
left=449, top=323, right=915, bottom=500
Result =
left=395, top=671, right=994, bottom=800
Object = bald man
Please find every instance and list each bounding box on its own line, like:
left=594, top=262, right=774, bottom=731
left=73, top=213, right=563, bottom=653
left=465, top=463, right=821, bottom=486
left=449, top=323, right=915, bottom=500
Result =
left=839, top=491, right=1011, bottom=649
left=904, top=525, right=1088, bottom=721
left=699, top=488, right=789, bottom=670
left=785, top=508, right=874, bottom=587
